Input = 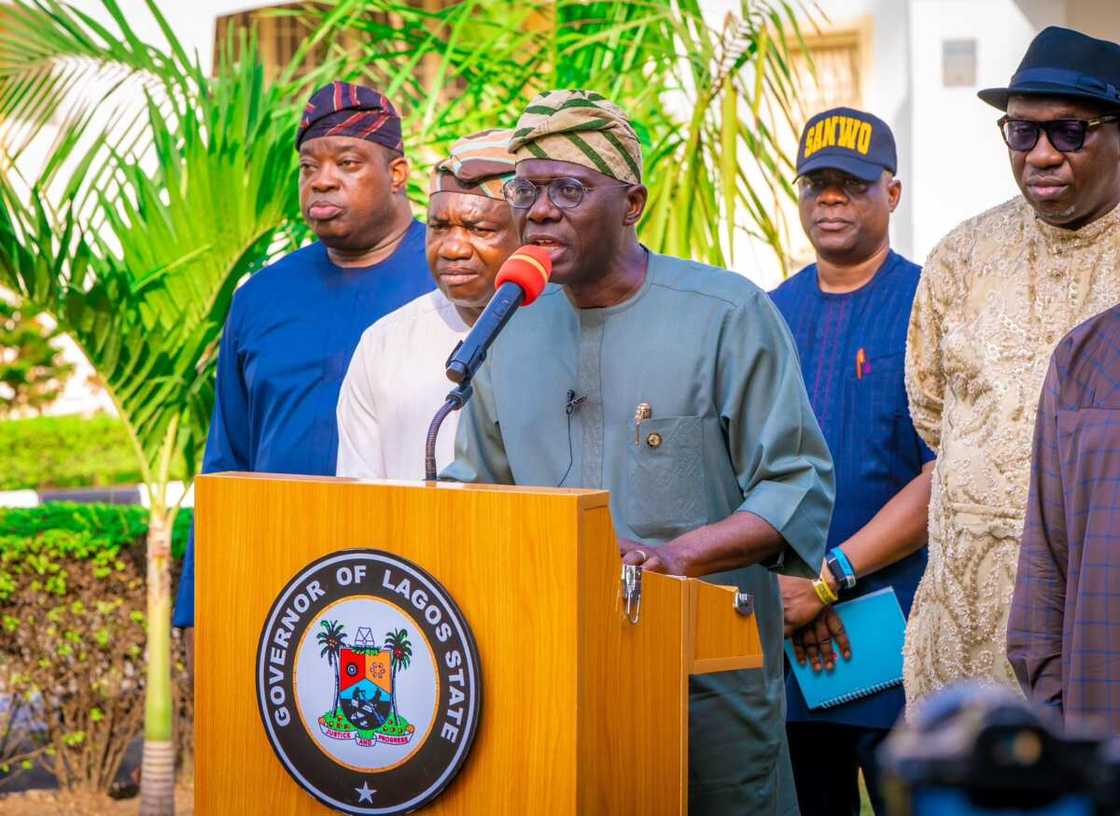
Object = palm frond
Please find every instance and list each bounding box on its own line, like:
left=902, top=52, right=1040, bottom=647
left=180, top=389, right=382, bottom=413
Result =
left=308, top=0, right=814, bottom=269
left=0, top=1, right=343, bottom=491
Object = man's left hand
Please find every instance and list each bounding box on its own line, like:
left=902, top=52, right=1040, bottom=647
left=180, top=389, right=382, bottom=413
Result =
left=790, top=606, right=851, bottom=672
left=619, top=537, right=689, bottom=576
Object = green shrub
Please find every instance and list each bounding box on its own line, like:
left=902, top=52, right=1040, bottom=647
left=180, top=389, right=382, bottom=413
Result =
left=0, top=504, right=192, bottom=563
left=0, top=414, right=188, bottom=491
left=0, top=301, right=75, bottom=418
left=0, top=503, right=192, bottom=791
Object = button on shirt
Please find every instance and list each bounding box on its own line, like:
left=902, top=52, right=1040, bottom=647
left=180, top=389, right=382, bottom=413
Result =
left=771, top=251, right=934, bottom=729
left=173, top=221, right=432, bottom=626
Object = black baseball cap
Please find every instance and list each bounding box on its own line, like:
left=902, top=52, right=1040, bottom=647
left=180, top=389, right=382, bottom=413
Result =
left=795, top=107, right=897, bottom=183
left=978, top=26, right=1120, bottom=111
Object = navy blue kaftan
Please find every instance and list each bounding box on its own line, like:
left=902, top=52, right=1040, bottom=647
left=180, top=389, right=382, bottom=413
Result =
left=770, top=251, right=934, bottom=729
left=173, top=221, right=432, bottom=626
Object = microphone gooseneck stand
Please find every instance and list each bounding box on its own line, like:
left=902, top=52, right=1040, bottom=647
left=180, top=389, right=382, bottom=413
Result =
left=423, top=381, right=473, bottom=481
left=422, top=279, right=528, bottom=481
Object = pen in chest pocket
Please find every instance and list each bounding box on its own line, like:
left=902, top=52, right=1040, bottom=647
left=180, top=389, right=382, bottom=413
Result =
left=633, top=402, right=651, bottom=444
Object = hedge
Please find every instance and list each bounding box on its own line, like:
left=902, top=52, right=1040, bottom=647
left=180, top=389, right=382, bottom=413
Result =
left=0, top=503, right=193, bottom=563
left=0, top=503, right=192, bottom=791
left=0, top=414, right=188, bottom=491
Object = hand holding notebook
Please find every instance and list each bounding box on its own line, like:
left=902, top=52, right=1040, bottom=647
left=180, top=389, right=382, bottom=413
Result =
left=784, top=586, right=906, bottom=710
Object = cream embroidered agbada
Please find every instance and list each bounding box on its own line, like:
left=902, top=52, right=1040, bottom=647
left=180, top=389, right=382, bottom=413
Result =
left=903, top=197, right=1120, bottom=705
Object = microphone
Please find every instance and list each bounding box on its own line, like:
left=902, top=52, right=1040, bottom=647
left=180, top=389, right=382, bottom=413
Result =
left=565, top=389, right=586, bottom=415
left=424, top=245, right=552, bottom=480
left=445, top=245, right=552, bottom=384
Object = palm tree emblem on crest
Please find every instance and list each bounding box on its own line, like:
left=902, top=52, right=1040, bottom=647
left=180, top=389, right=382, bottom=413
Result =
left=317, top=620, right=348, bottom=717
left=385, top=628, right=412, bottom=726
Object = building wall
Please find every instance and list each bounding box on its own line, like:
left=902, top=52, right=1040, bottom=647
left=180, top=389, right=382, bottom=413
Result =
left=910, top=0, right=1119, bottom=260
left=1064, top=0, right=1120, bottom=44
left=704, top=0, right=915, bottom=289
left=859, top=0, right=915, bottom=264
left=791, top=0, right=917, bottom=275
left=70, top=0, right=278, bottom=74
left=742, top=0, right=1119, bottom=283
left=907, top=0, right=1054, bottom=261
left=56, top=0, right=1120, bottom=281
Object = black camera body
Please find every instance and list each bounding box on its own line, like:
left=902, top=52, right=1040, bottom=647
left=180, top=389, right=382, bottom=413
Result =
left=879, top=684, right=1119, bottom=815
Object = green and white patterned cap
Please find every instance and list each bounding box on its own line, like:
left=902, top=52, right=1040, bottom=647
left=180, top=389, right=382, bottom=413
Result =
left=509, top=89, right=643, bottom=184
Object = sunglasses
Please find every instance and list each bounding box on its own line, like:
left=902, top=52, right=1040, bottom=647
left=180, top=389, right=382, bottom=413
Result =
left=796, top=174, right=872, bottom=197
left=997, top=114, right=1120, bottom=153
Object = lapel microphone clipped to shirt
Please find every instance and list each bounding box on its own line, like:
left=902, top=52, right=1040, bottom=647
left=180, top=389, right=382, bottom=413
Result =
left=565, top=390, right=587, bottom=415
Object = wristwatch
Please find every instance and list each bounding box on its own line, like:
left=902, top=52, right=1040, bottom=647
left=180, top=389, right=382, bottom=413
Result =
left=826, top=549, right=857, bottom=591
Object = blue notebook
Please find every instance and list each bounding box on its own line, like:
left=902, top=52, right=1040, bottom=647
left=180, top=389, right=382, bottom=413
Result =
left=783, top=586, right=906, bottom=710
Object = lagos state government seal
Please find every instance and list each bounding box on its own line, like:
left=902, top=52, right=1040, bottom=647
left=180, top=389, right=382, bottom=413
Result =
left=255, top=549, right=482, bottom=814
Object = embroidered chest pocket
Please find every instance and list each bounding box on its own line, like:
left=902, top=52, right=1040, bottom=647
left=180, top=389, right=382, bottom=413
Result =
left=623, top=416, right=707, bottom=541
left=851, top=349, right=905, bottom=407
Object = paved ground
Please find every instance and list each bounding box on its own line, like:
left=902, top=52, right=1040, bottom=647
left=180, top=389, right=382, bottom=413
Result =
left=0, top=782, right=193, bottom=815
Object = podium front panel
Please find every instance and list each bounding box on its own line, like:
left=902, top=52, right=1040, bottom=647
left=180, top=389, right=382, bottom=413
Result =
left=195, top=474, right=760, bottom=815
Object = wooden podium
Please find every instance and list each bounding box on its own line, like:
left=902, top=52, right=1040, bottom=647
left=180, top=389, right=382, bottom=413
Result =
left=195, top=474, right=762, bottom=814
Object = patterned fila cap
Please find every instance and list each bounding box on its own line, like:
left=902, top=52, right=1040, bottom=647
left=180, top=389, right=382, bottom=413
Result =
left=509, top=89, right=643, bottom=184
left=429, top=129, right=517, bottom=200
left=296, top=81, right=403, bottom=153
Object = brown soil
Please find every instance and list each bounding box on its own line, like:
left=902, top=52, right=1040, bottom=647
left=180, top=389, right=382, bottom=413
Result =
left=0, top=782, right=194, bottom=815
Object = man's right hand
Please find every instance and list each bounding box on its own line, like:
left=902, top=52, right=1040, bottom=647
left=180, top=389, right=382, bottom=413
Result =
left=779, top=574, right=826, bottom=635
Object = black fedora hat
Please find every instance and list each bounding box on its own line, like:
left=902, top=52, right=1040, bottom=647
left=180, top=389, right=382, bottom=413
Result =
left=979, top=26, right=1120, bottom=111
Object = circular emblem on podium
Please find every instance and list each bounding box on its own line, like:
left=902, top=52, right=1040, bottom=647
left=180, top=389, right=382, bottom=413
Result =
left=255, top=550, right=482, bottom=814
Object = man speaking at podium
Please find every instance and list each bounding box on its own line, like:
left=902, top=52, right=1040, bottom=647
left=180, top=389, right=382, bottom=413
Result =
left=442, top=90, right=835, bottom=815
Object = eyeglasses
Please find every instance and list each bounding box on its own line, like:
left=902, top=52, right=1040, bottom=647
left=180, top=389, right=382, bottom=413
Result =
left=796, top=174, right=872, bottom=197
left=997, top=115, right=1120, bottom=153
left=502, top=177, right=631, bottom=210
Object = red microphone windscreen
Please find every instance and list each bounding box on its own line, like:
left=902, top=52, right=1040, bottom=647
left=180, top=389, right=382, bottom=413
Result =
left=494, top=245, right=552, bottom=306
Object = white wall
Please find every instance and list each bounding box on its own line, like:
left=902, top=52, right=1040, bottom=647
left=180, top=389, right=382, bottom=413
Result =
left=11, top=0, right=1119, bottom=420
left=68, top=0, right=274, bottom=74
left=733, top=0, right=1118, bottom=279
left=26, top=0, right=1120, bottom=295
left=908, top=0, right=1120, bottom=261
left=907, top=0, right=1054, bottom=261
left=703, top=0, right=915, bottom=289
